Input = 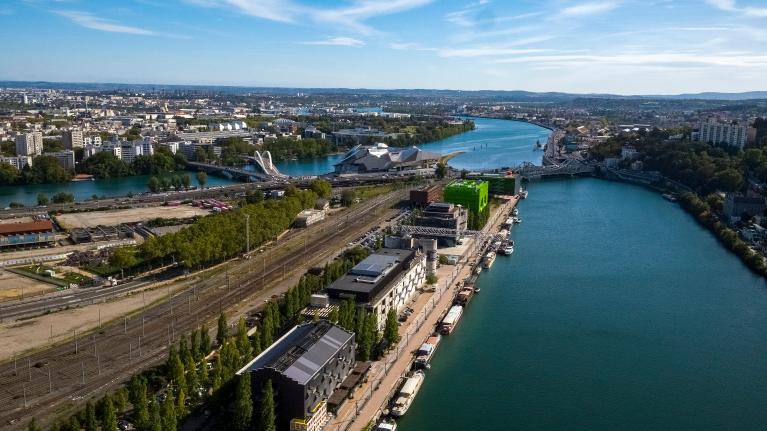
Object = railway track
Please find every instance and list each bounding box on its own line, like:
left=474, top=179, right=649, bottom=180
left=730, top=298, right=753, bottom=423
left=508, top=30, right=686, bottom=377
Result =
left=0, top=190, right=407, bottom=430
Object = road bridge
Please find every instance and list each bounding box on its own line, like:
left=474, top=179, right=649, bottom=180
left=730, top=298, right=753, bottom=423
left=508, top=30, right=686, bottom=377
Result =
left=514, top=160, right=594, bottom=180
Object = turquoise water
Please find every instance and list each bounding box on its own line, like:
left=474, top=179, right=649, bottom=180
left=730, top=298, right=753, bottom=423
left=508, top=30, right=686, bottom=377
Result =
left=273, top=117, right=550, bottom=176
left=400, top=178, right=767, bottom=430
left=0, top=173, right=237, bottom=207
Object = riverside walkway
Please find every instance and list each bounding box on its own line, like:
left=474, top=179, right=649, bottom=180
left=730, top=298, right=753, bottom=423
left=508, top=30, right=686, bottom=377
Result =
left=326, top=195, right=518, bottom=431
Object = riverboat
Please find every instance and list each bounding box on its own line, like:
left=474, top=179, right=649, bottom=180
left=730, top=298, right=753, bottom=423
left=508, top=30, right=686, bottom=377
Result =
left=391, top=371, right=425, bottom=417
left=483, top=251, right=497, bottom=268
left=414, top=335, right=442, bottom=369
left=440, top=305, right=464, bottom=335
left=512, top=207, right=519, bottom=216
left=520, top=189, right=528, bottom=199
left=499, top=243, right=514, bottom=256
left=662, top=193, right=678, bottom=202
left=374, top=420, right=397, bottom=431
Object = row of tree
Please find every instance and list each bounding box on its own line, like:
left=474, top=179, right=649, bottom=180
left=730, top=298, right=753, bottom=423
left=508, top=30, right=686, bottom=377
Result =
left=36, top=192, right=75, bottom=206
left=678, top=192, right=767, bottom=276
left=110, top=188, right=318, bottom=271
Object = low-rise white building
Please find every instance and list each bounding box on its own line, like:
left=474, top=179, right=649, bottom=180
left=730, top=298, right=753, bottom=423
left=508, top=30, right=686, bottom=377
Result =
left=325, top=248, right=426, bottom=330
left=0, top=155, right=33, bottom=170
left=47, top=150, right=75, bottom=170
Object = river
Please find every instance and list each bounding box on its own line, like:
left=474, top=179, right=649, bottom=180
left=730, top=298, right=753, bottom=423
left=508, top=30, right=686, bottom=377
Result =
left=0, top=118, right=548, bottom=207
left=0, top=174, right=238, bottom=208
left=399, top=178, right=767, bottom=430
left=274, top=117, right=550, bottom=176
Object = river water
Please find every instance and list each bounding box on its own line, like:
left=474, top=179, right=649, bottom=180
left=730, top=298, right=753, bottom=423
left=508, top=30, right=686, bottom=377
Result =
left=0, top=118, right=548, bottom=207
left=400, top=178, right=767, bottom=430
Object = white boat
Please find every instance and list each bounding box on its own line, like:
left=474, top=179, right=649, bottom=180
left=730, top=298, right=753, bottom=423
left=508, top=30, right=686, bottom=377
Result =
left=520, top=189, right=528, bottom=199
left=512, top=216, right=521, bottom=224
left=375, top=420, right=397, bottom=431
left=414, top=334, right=441, bottom=368
left=483, top=251, right=496, bottom=268
left=440, top=305, right=464, bottom=335
left=512, top=208, right=519, bottom=216
left=499, top=244, right=514, bottom=255
left=391, top=371, right=425, bottom=417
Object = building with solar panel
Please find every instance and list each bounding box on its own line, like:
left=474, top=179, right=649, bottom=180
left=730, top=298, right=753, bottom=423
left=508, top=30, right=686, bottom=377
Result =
left=325, top=248, right=426, bottom=330
left=237, top=320, right=355, bottom=431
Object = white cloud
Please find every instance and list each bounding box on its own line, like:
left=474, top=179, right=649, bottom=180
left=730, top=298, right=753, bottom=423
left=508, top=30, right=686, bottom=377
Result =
left=186, top=0, right=433, bottom=34
left=56, top=10, right=157, bottom=35
left=706, top=0, right=767, bottom=17
left=559, top=1, right=621, bottom=17
left=299, top=37, right=365, bottom=47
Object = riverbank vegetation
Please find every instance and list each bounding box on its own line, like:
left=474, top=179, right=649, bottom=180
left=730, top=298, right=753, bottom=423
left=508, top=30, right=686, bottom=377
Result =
left=0, top=155, right=73, bottom=186
left=590, top=129, right=748, bottom=194
left=81, top=147, right=187, bottom=179
left=678, top=192, right=767, bottom=276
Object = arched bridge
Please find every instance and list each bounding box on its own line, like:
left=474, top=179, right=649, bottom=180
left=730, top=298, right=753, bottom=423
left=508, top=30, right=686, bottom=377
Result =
left=244, top=151, right=286, bottom=178
left=187, top=151, right=287, bottom=182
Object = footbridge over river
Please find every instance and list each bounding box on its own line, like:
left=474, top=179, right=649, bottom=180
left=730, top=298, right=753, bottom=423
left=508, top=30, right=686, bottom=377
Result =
left=187, top=151, right=288, bottom=182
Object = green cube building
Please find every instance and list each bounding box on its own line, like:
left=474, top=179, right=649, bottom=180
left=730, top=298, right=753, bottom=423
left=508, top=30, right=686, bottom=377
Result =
left=443, top=179, right=489, bottom=216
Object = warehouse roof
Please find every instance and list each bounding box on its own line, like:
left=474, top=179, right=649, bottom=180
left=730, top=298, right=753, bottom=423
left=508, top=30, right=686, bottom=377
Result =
left=0, top=220, right=54, bottom=236
left=238, top=321, right=353, bottom=385
left=325, top=249, right=416, bottom=302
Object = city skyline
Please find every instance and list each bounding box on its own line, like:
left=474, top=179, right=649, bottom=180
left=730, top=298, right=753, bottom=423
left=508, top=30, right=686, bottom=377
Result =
left=2, top=0, right=767, bottom=95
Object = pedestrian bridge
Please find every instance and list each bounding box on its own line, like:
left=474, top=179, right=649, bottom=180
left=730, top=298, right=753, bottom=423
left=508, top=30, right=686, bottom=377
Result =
left=187, top=151, right=286, bottom=182
left=244, top=151, right=286, bottom=178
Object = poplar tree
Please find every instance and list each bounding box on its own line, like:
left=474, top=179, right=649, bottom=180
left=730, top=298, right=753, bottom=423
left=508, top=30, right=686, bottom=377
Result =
left=190, top=329, right=201, bottom=361
left=161, top=392, right=177, bottom=431
left=232, top=373, right=253, bottom=431
left=128, top=376, right=149, bottom=430
left=384, top=309, right=400, bottom=345
left=236, top=317, right=251, bottom=359
left=200, top=324, right=211, bottom=357
left=258, top=380, right=277, bottom=431
left=84, top=401, right=98, bottom=431
left=27, top=418, right=42, bottom=431
left=217, top=312, right=229, bottom=346
left=149, top=401, right=162, bottom=431
left=251, top=328, right=262, bottom=357
left=101, top=397, right=118, bottom=431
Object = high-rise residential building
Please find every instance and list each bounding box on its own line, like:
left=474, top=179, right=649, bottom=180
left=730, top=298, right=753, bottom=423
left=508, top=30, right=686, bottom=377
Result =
left=0, top=156, right=33, bottom=170
left=15, top=131, right=43, bottom=156
left=698, top=120, right=750, bottom=149
left=62, top=129, right=84, bottom=149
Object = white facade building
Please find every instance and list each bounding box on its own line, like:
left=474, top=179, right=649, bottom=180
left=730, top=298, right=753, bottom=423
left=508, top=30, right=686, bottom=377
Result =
left=698, top=120, right=749, bottom=149
left=0, top=155, right=33, bottom=170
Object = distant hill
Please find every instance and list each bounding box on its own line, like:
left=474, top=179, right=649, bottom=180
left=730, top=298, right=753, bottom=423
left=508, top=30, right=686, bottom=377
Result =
left=0, top=80, right=765, bottom=101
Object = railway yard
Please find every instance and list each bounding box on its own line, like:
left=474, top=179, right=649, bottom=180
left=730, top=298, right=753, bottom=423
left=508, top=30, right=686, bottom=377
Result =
left=0, top=187, right=411, bottom=429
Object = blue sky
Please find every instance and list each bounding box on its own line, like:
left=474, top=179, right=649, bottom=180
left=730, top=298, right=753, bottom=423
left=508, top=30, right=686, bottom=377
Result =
left=2, top=0, right=767, bottom=94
